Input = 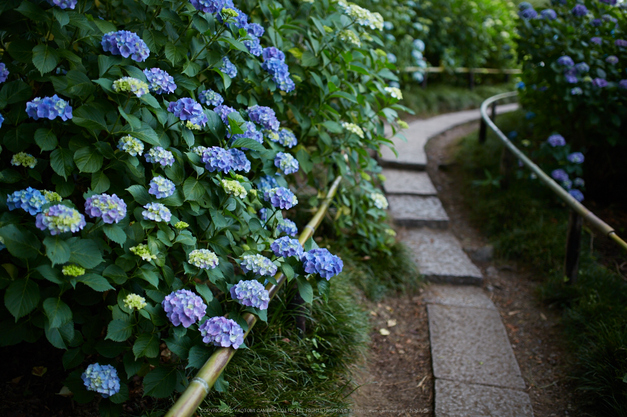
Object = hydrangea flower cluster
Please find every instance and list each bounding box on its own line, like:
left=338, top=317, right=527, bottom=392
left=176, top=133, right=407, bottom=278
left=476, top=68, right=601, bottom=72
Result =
left=277, top=128, right=298, bottom=148
left=36, top=205, right=86, bottom=235
left=243, top=36, right=263, bottom=56
left=202, top=147, right=250, bottom=174
left=188, top=249, right=219, bottom=269
left=540, top=9, right=557, bottom=20
left=240, top=254, right=278, bottom=276
left=189, top=0, right=235, bottom=14
left=518, top=2, right=537, bottom=19
left=7, top=188, right=46, bottom=215
left=248, top=105, right=280, bottom=131
left=117, top=135, right=144, bottom=156
left=149, top=176, right=176, bottom=199
left=257, top=175, right=278, bottom=193
left=143, top=68, right=177, bottom=95
left=222, top=179, right=247, bottom=198
left=592, top=78, right=608, bottom=88
left=162, top=289, right=207, bottom=328
left=557, top=56, right=574, bottom=67
left=230, top=280, right=270, bottom=310
left=571, top=87, right=583, bottom=95
left=101, top=31, right=150, bottom=62
left=248, top=23, right=264, bottom=37
left=0, top=63, right=8, bottom=83
left=567, top=152, right=584, bottom=164
left=575, top=62, right=589, bottom=74
left=175, top=221, right=189, bottom=229
left=605, top=56, right=619, bottom=65
left=11, top=152, right=37, bottom=168
left=571, top=4, right=588, bottom=17
left=301, top=248, right=344, bottom=280
left=551, top=169, right=569, bottom=184
left=231, top=122, right=263, bottom=145
left=26, top=95, right=73, bottom=121
left=569, top=189, right=584, bottom=202
left=48, top=0, right=78, bottom=8
left=264, top=187, right=298, bottom=210
left=591, top=37, right=602, bottom=45
left=337, top=0, right=384, bottom=30
left=277, top=218, right=298, bottom=237
left=619, top=80, right=627, bottom=90
left=385, top=87, right=403, bottom=100
left=220, top=56, right=238, bottom=78
left=199, top=316, right=244, bottom=349
left=547, top=134, right=566, bottom=147
left=82, top=364, right=120, bottom=398
left=112, top=77, right=149, bottom=97
left=198, top=89, right=224, bottom=107
left=342, top=122, right=364, bottom=138
left=370, top=192, right=389, bottom=210
left=261, top=47, right=295, bottom=93
left=124, top=294, right=147, bottom=310
left=142, top=202, right=172, bottom=222
left=214, top=104, right=236, bottom=125
left=62, top=264, right=85, bottom=277
left=339, top=30, right=361, bottom=47
left=0, top=113, right=4, bottom=129
left=130, top=243, right=156, bottom=261
left=145, top=147, right=175, bottom=167
left=84, top=193, right=127, bottom=224
left=271, top=236, right=304, bottom=258
left=616, top=39, right=627, bottom=48
left=168, top=98, right=208, bottom=127
left=274, top=152, right=299, bottom=175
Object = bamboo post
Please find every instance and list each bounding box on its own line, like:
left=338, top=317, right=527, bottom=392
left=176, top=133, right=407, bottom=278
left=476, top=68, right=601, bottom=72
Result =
left=564, top=211, right=583, bottom=284
left=479, top=117, right=488, bottom=144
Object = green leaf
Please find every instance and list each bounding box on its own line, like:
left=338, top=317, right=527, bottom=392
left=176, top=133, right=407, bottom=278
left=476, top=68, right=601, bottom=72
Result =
left=281, top=263, right=295, bottom=280
left=143, top=367, right=178, bottom=398
left=165, top=335, right=193, bottom=360
left=74, top=146, right=104, bottom=173
left=92, top=18, right=116, bottom=34
left=165, top=43, right=186, bottom=65
left=35, top=129, right=58, bottom=151
left=106, top=319, right=134, bottom=342
left=76, top=274, right=115, bottom=292
left=50, top=148, right=75, bottom=180
left=43, top=236, right=71, bottom=266
left=218, top=37, right=249, bottom=53
left=98, top=55, right=122, bottom=77
left=230, top=138, right=266, bottom=152
left=103, top=264, right=128, bottom=285
left=91, top=171, right=111, bottom=193
left=63, top=348, right=85, bottom=370
left=0, top=80, right=32, bottom=109
left=181, top=128, right=195, bottom=147
left=138, top=267, right=159, bottom=288
left=187, top=345, right=212, bottom=369
left=43, top=297, right=72, bottom=328
left=45, top=321, right=73, bottom=349
left=0, top=225, right=41, bottom=260
left=182, top=61, right=201, bottom=77
left=329, top=91, right=358, bottom=104
left=295, top=276, right=313, bottom=304
left=126, top=185, right=152, bottom=205
left=32, top=44, right=59, bottom=75
left=133, top=333, right=159, bottom=359
left=5, top=279, right=40, bottom=320
left=195, top=283, right=214, bottom=304
left=68, top=239, right=104, bottom=268
left=52, top=8, right=70, bottom=26
left=322, top=121, right=344, bottom=133
left=16, top=1, right=47, bottom=21
left=296, top=149, right=313, bottom=174
left=317, top=279, right=330, bottom=302
left=301, top=51, right=319, bottom=67
left=35, top=264, right=63, bottom=284
left=104, top=224, right=127, bottom=245
left=123, top=352, right=142, bottom=378
left=73, top=103, right=109, bottom=132
left=140, top=94, right=161, bottom=109
left=182, top=178, right=206, bottom=202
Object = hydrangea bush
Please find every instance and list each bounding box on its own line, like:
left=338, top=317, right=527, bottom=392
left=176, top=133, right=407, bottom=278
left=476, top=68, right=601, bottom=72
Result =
left=0, top=0, right=402, bottom=411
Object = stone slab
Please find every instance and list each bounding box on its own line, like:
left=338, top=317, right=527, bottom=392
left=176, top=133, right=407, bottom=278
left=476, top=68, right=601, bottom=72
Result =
left=424, top=284, right=496, bottom=310
left=428, top=303, right=526, bottom=389
left=388, top=195, right=449, bottom=228
left=435, top=380, right=534, bottom=417
left=382, top=169, right=438, bottom=196
left=402, top=228, right=483, bottom=285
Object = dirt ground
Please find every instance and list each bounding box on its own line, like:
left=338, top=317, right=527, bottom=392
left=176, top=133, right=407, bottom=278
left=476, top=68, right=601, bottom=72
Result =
left=351, top=122, right=582, bottom=417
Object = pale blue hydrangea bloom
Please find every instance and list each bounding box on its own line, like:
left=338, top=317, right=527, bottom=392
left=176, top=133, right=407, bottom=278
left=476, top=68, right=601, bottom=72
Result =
left=274, top=152, right=299, bottom=175
left=81, top=364, right=120, bottom=398
left=567, top=152, right=584, bottom=164
left=301, top=248, right=343, bottom=280
left=101, top=30, right=150, bottom=62
left=168, top=98, right=208, bottom=126
left=84, top=193, right=127, bottom=224
left=277, top=218, right=298, bottom=237
left=112, top=77, right=149, bottom=97
left=36, top=204, right=86, bottom=235
left=7, top=187, right=46, bottom=215
left=263, top=187, right=298, bottom=210
left=547, top=134, right=566, bottom=147
left=142, top=202, right=172, bottom=222
left=569, top=189, right=584, bottom=202
left=149, top=176, right=176, bottom=199
left=199, top=316, right=244, bottom=349
left=188, top=249, right=219, bottom=269
left=0, top=63, right=9, bottom=83
left=202, top=146, right=234, bottom=173
left=118, top=135, right=144, bottom=156
left=162, top=289, right=207, bottom=328
left=240, top=254, right=278, bottom=276
left=257, top=175, right=278, bottom=193
left=26, top=95, right=73, bottom=121
left=230, top=279, right=270, bottom=310
left=248, top=105, right=280, bottom=131
left=189, top=0, right=234, bottom=14
left=230, top=121, right=263, bottom=145
left=198, top=89, right=224, bottom=107
left=277, top=128, right=298, bottom=148
left=220, top=56, right=238, bottom=78
left=551, top=169, right=569, bottom=183
left=143, top=68, right=177, bottom=94
left=145, top=146, right=175, bottom=167
left=271, top=236, right=304, bottom=258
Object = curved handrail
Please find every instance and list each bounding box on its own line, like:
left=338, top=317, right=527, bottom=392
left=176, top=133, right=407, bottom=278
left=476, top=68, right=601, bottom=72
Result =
left=480, top=92, right=627, bottom=252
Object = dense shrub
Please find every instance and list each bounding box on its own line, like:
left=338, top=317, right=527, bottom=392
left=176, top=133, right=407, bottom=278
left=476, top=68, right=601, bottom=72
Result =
left=0, top=0, right=405, bottom=412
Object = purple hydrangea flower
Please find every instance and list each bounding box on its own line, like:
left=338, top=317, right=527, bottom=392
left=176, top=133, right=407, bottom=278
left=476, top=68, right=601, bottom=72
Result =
left=262, top=47, right=285, bottom=61
left=547, top=134, right=566, bottom=147
left=247, top=23, right=264, bottom=37
left=567, top=152, right=584, bottom=164
left=261, top=58, right=294, bottom=92
left=519, top=8, right=538, bottom=19
left=569, top=189, right=584, bottom=202
left=168, top=98, right=208, bottom=127
left=271, top=236, right=304, bottom=259
left=36, top=205, right=86, bottom=235
left=571, top=4, right=587, bottom=17
left=145, top=146, right=175, bottom=167
left=142, top=202, right=171, bottom=222
left=599, top=0, right=617, bottom=5
left=217, top=7, right=248, bottom=29
left=214, top=104, right=236, bottom=125
left=540, top=9, right=556, bottom=19
left=240, top=254, right=278, bottom=276
left=248, top=105, right=280, bottom=131
left=231, top=121, right=263, bottom=145
left=278, top=128, right=298, bottom=148
left=26, top=95, right=72, bottom=121
left=263, top=187, right=298, bottom=210
left=592, top=78, right=608, bottom=88
left=0, top=113, right=3, bottom=129
left=274, top=152, right=299, bottom=175
left=84, top=193, right=127, bottom=224
left=565, top=70, right=578, bottom=84
left=258, top=208, right=270, bottom=221
left=198, top=89, right=224, bottom=107
left=162, top=289, right=207, bottom=328
left=301, top=248, right=343, bottom=280
left=243, top=36, right=262, bottom=56
left=229, top=148, right=251, bottom=173
left=571, top=87, right=583, bottom=95
left=220, top=56, right=237, bottom=78
left=202, top=146, right=233, bottom=173
left=48, top=0, right=78, bottom=9
left=188, top=249, right=219, bottom=269
left=0, top=63, right=8, bottom=84
left=605, top=55, right=619, bottom=65
left=574, top=62, right=589, bottom=74
left=189, top=0, right=234, bottom=14
left=258, top=175, right=279, bottom=193
left=101, top=31, right=150, bottom=62
left=143, top=68, right=177, bottom=94
left=7, top=187, right=46, bottom=215
left=199, top=316, right=244, bottom=349
left=81, top=364, right=120, bottom=398
left=551, top=169, right=569, bottom=183
left=591, top=18, right=602, bottom=27
left=557, top=56, right=574, bottom=67
left=591, top=37, right=602, bottom=45
left=230, top=280, right=270, bottom=310
left=619, top=80, right=627, bottom=90
left=277, top=218, right=298, bottom=237
left=149, top=176, right=176, bottom=199
left=615, top=39, right=627, bottom=48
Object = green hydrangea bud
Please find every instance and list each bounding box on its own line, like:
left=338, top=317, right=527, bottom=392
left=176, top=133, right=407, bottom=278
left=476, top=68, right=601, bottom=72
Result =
left=43, top=190, right=62, bottom=203
left=62, top=264, right=86, bottom=277
left=222, top=7, right=239, bottom=17
left=184, top=121, right=201, bottom=131
left=124, top=294, right=147, bottom=310
left=175, top=221, right=189, bottom=229
left=221, top=179, right=247, bottom=199
left=11, top=152, right=37, bottom=168
left=130, top=243, right=157, bottom=261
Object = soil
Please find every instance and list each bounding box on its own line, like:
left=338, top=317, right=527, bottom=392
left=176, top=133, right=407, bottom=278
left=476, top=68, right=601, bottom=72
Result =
left=351, top=122, right=583, bottom=417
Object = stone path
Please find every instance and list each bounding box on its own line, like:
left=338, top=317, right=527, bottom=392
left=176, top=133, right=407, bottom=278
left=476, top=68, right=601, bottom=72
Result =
left=381, top=105, right=534, bottom=416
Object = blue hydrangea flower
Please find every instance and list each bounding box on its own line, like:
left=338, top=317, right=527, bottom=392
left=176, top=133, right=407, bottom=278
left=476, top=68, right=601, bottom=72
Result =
left=214, top=104, right=236, bottom=125
left=0, top=113, right=3, bottom=129
left=591, top=37, right=602, bottom=45
left=278, top=128, right=298, bottom=148
left=240, top=254, right=277, bottom=276
left=262, top=47, right=285, bottom=61
left=605, top=55, right=618, bottom=65
left=574, top=62, right=589, bottom=74
left=557, top=56, right=574, bottom=67
left=247, top=23, right=264, bottom=37
left=142, top=202, right=172, bottom=222
left=162, top=289, right=207, bottom=328
left=248, top=105, right=280, bottom=131
left=199, top=316, right=244, bottom=349
left=143, top=68, right=177, bottom=94
left=168, top=98, right=208, bottom=127
left=564, top=69, right=578, bottom=84
left=508, top=131, right=518, bottom=140
left=573, top=178, right=585, bottom=188
left=149, top=176, right=176, bottom=199
left=592, top=78, right=608, bottom=88
left=591, top=18, right=602, bottom=27
left=616, top=39, right=627, bottom=48
left=271, top=236, right=304, bottom=259
left=49, top=0, right=78, bottom=9
left=188, top=249, right=219, bottom=269
left=112, top=77, right=149, bottom=97
left=540, top=9, right=556, bottom=19
left=516, top=81, right=525, bottom=89
left=569, top=189, right=584, bottom=202
left=231, top=121, right=263, bottom=145
left=258, top=175, right=279, bottom=193
left=230, top=280, right=270, bottom=310
left=619, top=80, right=627, bottom=90
left=277, top=218, right=298, bottom=237
left=36, top=204, right=86, bottom=235
left=101, top=30, right=150, bottom=62
left=301, top=248, right=343, bottom=280
left=84, top=193, right=127, bottom=224
left=0, top=63, right=8, bottom=83
left=198, top=89, right=224, bottom=107
left=243, top=36, right=262, bottom=56
left=571, top=87, right=583, bottom=95
left=571, top=4, right=587, bottom=17
left=567, top=152, right=584, bottom=164
left=264, top=187, right=298, bottom=210
left=216, top=6, right=249, bottom=29
left=26, top=95, right=73, bottom=121
left=118, top=135, right=144, bottom=156
left=261, top=58, right=294, bottom=93
left=202, top=146, right=234, bottom=173
left=525, top=111, right=536, bottom=120
left=7, top=187, right=46, bottom=215
left=547, top=134, right=566, bottom=147
left=274, top=152, right=299, bottom=175
left=518, top=8, right=537, bottom=19
left=189, top=0, right=234, bottom=13
left=258, top=208, right=270, bottom=221
left=145, top=147, right=175, bottom=167
left=229, top=148, right=251, bottom=173
left=81, top=364, right=120, bottom=398
left=551, top=169, right=569, bottom=183
left=220, top=56, right=237, bottom=78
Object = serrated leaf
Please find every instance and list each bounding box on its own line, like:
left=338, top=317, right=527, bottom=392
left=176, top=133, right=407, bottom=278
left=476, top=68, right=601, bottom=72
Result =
left=0, top=80, right=32, bottom=110
left=76, top=274, right=114, bottom=292
left=74, top=146, right=104, bottom=173
left=91, top=171, right=111, bottom=193
left=35, top=129, right=58, bottom=151
left=126, top=185, right=152, bottom=205
left=0, top=225, right=41, bottom=260
left=296, top=276, right=313, bottom=304
left=195, top=283, right=214, bottom=304
left=143, top=366, right=178, bottom=398
left=45, top=321, right=73, bottom=349
left=165, top=335, right=193, bottom=360
left=187, top=345, right=212, bottom=369
left=52, top=8, right=70, bottom=26
left=165, top=43, right=185, bottom=65
left=230, top=138, right=266, bottom=152
left=43, top=236, right=71, bottom=266
left=63, top=348, right=84, bottom=370
left=106, top=319, right=134, bottom=342
left=68, top=239, right=104, bottom=268
left=103, top=224, right=127, bottom=245
left=301, top=51, right=319, bottom=67
left=138, top=267, right=159, bottom=288
left=73, top=103, right=109, bottom=132
left=103, top=264, right=128, bottom=285
left=133, top=333, right=159, bottom=359
left=43, top=297, right=72, bottom=328
left=50, top=148, right=75, bottom=180
left=32, top=44, right=59, bottom=75
left=4, top=279, right=40, bottom=320
left=182, top=177, right=206, bottom=202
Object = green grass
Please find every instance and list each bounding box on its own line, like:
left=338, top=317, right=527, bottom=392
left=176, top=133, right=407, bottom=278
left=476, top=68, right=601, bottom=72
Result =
left=456, top=112, right=627, bottom=416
